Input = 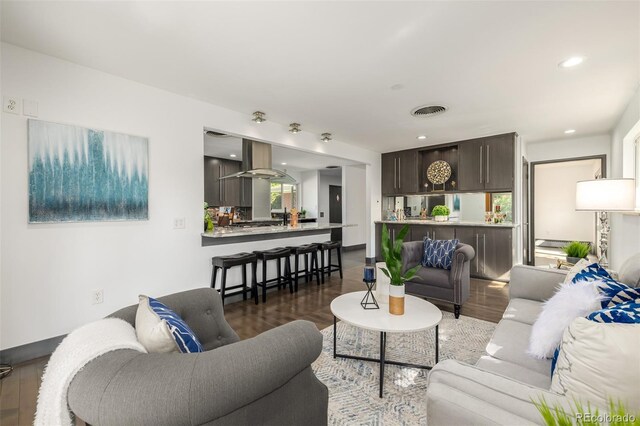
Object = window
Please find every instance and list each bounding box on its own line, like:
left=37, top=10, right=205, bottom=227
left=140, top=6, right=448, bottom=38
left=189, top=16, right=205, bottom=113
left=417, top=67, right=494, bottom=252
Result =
left=271, top=183, right=297, bottom=211
left=491, top=193, right=512, bottom=222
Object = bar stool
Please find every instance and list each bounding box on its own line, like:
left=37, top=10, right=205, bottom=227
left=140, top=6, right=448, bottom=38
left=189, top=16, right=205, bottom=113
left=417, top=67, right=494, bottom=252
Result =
left=210, top=252, right=257, bottom=305
left=316, top=240, right=343, bottom=283
left=253, top=247, right=293, bottom=304
left=287, top=244, right=321, bottom=291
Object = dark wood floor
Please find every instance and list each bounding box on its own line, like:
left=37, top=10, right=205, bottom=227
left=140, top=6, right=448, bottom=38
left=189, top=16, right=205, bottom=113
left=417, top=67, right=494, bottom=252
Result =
left=0, top=249, right=509, bottom=425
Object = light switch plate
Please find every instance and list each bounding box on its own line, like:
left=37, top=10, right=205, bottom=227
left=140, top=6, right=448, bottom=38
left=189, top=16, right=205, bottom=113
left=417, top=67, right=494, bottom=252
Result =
left=23, top=99, right=38, bottom=117
left=3, top=96, right=21, bottom=114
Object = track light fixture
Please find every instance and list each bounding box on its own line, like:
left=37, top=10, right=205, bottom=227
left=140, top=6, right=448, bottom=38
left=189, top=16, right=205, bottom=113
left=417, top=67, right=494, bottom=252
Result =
left=320, top=133, right=332, bottom=143
left=289, top=123, right=301, bottom=133
left=252, top=111, right=266, bottom=123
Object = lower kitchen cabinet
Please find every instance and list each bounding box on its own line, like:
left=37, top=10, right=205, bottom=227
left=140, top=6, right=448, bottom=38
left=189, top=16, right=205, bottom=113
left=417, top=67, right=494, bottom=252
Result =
left=375, top=223, right=513, bottom=281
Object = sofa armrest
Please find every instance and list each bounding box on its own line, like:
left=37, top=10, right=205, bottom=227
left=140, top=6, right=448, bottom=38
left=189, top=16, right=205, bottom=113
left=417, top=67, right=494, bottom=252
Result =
left=509, top=265, right=567, bottom=302
left=427, top=360, right=573, bottom=426
left=401, top=241, right=424, bottom=273
left=69, top=320, right=324, bottom=426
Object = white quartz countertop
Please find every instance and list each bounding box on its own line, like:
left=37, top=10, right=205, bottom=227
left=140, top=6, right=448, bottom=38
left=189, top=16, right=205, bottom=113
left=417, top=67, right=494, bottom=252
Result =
left=203, top=223, right=355, bottom=238
left=375, top=220, right=515, bottom=228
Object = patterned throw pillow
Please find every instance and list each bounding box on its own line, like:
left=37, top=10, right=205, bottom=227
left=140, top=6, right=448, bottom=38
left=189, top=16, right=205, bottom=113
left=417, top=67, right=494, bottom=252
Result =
left=422, top=238, right=459, bottom=270
left=570, top=262, right=639, bottom=308
left=586, top=301, right=640, bottom=324
left=570, top=262, right=611, bottom=284
left=135, top=295, right=203, bottom=353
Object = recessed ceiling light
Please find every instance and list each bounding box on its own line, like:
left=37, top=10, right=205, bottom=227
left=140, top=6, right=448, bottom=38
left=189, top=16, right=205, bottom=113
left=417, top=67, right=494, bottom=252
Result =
left=230, top=154, right=237, bottom=158
left=558, top=57, right=584, bottom=68
left=281, top=162, right=287, bottom=165
left=564, top=129, right=576, bottom=134
left=417, top=135, right=427, bottom=140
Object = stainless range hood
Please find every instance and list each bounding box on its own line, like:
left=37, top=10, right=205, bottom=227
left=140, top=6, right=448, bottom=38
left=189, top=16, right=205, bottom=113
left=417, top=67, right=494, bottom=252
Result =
left=219, top=139, right=296, bottom=183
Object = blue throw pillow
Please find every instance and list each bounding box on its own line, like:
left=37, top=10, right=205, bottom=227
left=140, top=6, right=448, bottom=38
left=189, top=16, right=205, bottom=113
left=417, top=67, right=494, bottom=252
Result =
left=570, top=262, right=611, bottom=284
left=570, top=262, right=639, bottom=308
left=147, top=297, right=204, bottom=353
left=422, top=238, right=459, bottom=270
left=586, top=301, right=640, bottom=324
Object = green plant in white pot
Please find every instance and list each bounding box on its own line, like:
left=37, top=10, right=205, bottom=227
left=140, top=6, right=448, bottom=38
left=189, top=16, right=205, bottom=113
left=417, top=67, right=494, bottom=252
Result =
left=562, top=241, right=590, bottom=264
left=431, top=205, right=450, bottom=222
left=379, top=224, right=421, bottom=315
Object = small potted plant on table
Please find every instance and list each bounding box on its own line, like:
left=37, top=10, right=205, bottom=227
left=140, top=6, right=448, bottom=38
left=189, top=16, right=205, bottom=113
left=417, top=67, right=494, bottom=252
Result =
left=562, top=241, right=590, bottom=264
left=379, top=224, right=421, bottom=315
left=431, top=205, right=450, bottom=222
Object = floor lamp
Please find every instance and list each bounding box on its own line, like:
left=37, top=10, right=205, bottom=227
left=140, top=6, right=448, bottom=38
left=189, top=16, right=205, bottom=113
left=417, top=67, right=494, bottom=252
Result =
left=575, top=178, right=636, bottom=268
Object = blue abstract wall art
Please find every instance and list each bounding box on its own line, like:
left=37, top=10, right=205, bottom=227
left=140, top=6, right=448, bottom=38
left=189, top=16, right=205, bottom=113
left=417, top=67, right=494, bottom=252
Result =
left=28, top=119, right=149, bottom=223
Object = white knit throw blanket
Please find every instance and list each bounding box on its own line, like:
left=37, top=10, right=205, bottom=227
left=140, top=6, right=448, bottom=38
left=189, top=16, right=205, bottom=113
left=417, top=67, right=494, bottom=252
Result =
left=34, top=318, right=146, bottom=426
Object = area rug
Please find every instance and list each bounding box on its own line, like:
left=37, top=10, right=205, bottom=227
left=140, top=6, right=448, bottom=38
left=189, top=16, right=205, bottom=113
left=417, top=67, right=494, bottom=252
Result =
left=311, top=312, right=496, bottom=425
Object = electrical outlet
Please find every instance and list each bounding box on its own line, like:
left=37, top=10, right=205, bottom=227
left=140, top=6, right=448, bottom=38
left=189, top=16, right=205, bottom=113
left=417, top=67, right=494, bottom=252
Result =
left=173, top=217, right=185, bottom=229
left=92, top=289, right=104, bottom=305
left=3, top=96, right=21, bottom=114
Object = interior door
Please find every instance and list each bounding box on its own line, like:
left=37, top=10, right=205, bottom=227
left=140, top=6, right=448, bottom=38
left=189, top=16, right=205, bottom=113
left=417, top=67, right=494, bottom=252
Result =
left=522, top=158, right=531, bottom=264
left=329, top=185, right=342, bottom=241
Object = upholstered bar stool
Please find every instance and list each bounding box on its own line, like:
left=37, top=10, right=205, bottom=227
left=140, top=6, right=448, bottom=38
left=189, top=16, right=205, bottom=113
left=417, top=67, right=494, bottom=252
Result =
left=210, top=253, right=258, bottom=305
left=253, top=247, right=293, bottom=304
left=316, top=240, right=343, bottom=283
left=287, top=244, right=321, bottom=291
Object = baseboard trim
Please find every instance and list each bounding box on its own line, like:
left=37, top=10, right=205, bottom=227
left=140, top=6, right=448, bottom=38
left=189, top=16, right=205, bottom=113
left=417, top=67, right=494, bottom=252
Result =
left=0, top=334, right=65, bottom=365
left=342, top=243, right=366, bottom=252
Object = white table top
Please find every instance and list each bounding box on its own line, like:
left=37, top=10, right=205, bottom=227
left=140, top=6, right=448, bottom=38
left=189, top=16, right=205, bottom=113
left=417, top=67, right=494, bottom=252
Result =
left=330, top=291, right=442, bottom=333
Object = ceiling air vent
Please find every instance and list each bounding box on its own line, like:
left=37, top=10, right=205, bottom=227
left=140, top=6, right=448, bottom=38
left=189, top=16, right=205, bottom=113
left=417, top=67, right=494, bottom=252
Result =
left=204, top=130, right=230, bottom=137
left=411, top=105, right=447, bottom=117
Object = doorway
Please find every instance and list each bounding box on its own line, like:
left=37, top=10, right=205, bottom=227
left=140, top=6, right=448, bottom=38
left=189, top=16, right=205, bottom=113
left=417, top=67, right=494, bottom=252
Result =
left=530, top=155, right=606, bottom=266
left=523, top=158, right=531, bottom=265
left=329, top=185, right=342, bottom=241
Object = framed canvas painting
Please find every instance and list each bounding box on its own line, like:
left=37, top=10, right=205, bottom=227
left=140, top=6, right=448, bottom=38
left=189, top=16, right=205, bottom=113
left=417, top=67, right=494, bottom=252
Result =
left=28, top=119, right=149, bottom=223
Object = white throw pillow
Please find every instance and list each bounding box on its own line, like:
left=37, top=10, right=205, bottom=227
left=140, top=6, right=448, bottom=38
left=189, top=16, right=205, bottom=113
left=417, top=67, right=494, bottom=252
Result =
left=528, top=280, right=602, bottom=359
left=563, top=258, right=591, bottom=284
left=551, top=317, right=640, bottom=410
left=135, top=295, right=179, bottom=353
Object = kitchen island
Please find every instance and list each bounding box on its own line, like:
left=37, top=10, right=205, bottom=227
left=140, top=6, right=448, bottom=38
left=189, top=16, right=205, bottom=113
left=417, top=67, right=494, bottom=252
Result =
left=202, top=223, right=355, bottom=246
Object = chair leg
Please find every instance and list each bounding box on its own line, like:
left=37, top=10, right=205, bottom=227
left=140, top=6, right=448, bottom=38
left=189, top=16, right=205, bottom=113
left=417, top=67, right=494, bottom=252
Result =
left=252, top=261, right=259, bottom=305
left=211, top=266, right=218, bottom=290
left=242, top=264, right=248, bottom=301
left=220, top=267, right=228, bottom=305
left=285, top=257, right=294, bottom=293
left=454, top=304, right=461, bottom=319
left=328, top=249, right=332, bottom=278
left=294, top=254, right=299, bottom=292
left=314, top=251, right=321, bottom=285
left=262, top=259, right=268, bottom=303
left=337, top=246, right=343, bottom=279
left=304, top=254, right=309, bottom=283
left=277, top=259, right=282, bottom=290
left=320, top=248, right=325, bottom=284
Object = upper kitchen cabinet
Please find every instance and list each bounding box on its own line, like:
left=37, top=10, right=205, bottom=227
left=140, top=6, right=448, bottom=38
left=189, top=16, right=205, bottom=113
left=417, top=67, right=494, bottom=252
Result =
left=204, top=156, right=222, bottom=206
left=458, top=133, right=515, bottom=192
left=381, top=149, right=419, bottom=195
left=204, top=157, right=251, bottom=207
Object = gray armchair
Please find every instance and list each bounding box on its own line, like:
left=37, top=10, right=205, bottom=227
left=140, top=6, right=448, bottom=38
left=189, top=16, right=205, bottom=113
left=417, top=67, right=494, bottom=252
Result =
left=68, top=288, right=328, bottom=426
left=401, top=241, right=475, bottom=318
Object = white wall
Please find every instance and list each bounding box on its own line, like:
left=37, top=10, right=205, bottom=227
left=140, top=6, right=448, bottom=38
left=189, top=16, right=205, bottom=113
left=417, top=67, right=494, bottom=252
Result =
left=317, top=170, right=342, bottom=225
left=526, top=134, right=611, bottom=170
left=0, top=43, right=381, bottom=350
left=534, top=160, right=599, bottom=243
left=300, top=170, right=318, bottom=218
left=610, top=87, right=640, bottom=270
left=342, top=165, right=366, bottom=247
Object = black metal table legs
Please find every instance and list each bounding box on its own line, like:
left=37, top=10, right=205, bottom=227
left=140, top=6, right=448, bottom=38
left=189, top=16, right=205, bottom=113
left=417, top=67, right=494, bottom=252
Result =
left=332, top=316, right=439, bottom=398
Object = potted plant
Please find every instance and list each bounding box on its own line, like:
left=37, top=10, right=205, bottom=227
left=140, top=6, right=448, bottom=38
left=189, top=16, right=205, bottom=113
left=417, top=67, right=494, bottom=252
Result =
left=300, top=208, right=307, bottom=219
left=204, top=202, right=214, bottom=232
left=562, top=241, right=590, bottom=264
left=379, top=224, right=421, bottom=315
left=431, top=205, right=450, bottom=222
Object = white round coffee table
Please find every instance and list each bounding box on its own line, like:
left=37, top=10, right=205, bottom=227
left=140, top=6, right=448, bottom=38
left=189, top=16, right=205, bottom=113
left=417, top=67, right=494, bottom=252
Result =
left=330, top=291, right=442, bottom=398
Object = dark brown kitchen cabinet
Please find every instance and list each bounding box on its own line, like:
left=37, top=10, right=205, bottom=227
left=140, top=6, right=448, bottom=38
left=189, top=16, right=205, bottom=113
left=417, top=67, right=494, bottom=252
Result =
left=222, top=160, right=241, bottom=207
left=375, top=223, right=409, bottom=261
left=204, top=157, right=251, bottom=207
left=455, top=227, right=481, bottom=276
left=455, top=226, right=512, bottom=281
left=381, top=149, right=419, bottom=195
left=409, top=225, right=455, bottom=242
left=457, top=134, right=515, bottom=192
left=238, top=177, right=252, bottom=208
left=204, top=156, right=222, bottom=206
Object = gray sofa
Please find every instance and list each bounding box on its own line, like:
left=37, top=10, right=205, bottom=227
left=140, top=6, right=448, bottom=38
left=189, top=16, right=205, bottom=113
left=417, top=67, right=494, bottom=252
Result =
left=68, top=288, right=328, bottom=426
left=425, top=264, right=638, bottom=425
left=402, top=241, right=475, bottom=318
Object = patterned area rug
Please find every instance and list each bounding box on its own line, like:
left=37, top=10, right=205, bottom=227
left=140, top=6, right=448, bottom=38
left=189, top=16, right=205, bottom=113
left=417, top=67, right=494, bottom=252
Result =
left=312, top=312, right=496, bottom=425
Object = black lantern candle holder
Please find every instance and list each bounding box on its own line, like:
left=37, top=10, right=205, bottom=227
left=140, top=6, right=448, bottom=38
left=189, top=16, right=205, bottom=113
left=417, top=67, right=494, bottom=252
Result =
left=361, top=266, right=379, bottom=310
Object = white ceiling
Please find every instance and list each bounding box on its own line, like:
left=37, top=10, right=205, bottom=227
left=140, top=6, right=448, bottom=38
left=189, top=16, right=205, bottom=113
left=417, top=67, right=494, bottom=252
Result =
left=203, top=133, right=357, bottom=172
left=2, top=1, right=639, bottom=152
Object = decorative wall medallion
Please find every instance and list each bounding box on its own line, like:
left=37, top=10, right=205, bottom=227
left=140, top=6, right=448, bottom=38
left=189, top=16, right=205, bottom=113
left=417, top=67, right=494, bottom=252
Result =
left=426, top=160, right=451, bottom=191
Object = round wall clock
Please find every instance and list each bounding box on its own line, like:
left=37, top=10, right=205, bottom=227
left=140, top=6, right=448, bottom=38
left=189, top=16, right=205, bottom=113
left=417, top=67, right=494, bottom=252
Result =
left=427, top=160, right=452, bottom=185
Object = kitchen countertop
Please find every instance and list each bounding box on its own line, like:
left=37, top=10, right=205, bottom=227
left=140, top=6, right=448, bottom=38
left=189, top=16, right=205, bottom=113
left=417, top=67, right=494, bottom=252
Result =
left=202, top=223, right=355, bottom=246
left=375, top=220, right=515, bottom=228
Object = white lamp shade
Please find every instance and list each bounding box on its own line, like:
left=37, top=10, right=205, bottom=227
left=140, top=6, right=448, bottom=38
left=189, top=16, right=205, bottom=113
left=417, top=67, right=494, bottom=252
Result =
left=575, top=178, right=636, bottom=211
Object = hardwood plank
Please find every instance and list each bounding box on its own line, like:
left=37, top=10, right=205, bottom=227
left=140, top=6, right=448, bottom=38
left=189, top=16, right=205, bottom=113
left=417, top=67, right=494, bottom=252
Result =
left=0, top=366, right=20, bottom=425
left=18, top=360, right=39, bottom=426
